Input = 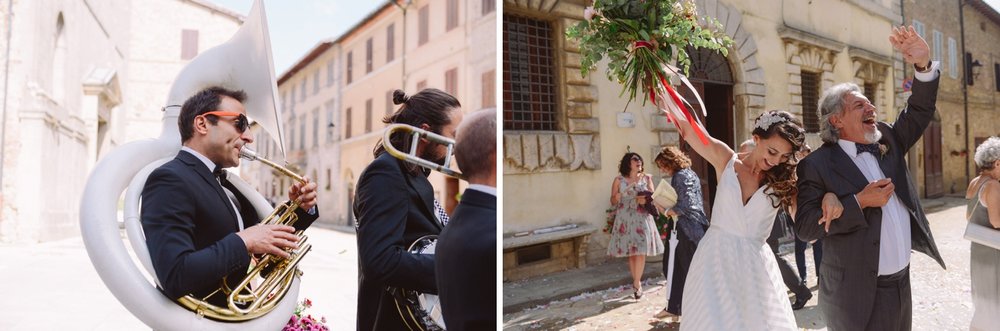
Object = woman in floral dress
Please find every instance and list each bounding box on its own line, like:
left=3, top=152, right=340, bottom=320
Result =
left=608, top=152, right=665, bottom=299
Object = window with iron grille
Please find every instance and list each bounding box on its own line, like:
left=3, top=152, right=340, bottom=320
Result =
left=800, top=71, right=820, bottom=133
left=365, top=99, right=373, bottom=133
left=347, top=51, right=353, bottom=84
left=863, top=83, right=876, bottom=106
left=445, top=68, right=458, bottom=96
left=386, top=24, right=395, bottom=62
left=418, top=6, right=429, bottom=46
left=181, top=29, right=199, bottom=60
left=366, top=38, right=373, bottom=74
left=447, top=0, right=458, bottom=31
left=482, top=69, right=495, bottom=108
left=503, top=14, right=557, bottom=131
left=345, top=107, right=352, bottom=139
left=482, top=0, right=495, bottom=15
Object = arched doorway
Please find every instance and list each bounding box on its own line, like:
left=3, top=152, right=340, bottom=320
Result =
left=678, top=46, right=735, bottom=216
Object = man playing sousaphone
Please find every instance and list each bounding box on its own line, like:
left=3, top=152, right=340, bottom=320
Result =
left=354, top=88, right=463, bottom=330
left=141, top=86, right=319, bottom=308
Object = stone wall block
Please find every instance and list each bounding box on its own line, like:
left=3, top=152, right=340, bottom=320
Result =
left=568, top=117, right=599, bottom=133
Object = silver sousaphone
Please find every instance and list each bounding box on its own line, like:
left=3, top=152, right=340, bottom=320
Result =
left=381, top=124, right=464, bottom=330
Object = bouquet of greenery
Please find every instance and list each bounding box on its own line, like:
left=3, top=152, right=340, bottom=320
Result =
left=567, top=0, right=733, bottom=144
left=654, top=213, right=674, bottom=241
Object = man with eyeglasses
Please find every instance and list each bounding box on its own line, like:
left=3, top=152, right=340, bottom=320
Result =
left=141, top=86, right=319, bottom=307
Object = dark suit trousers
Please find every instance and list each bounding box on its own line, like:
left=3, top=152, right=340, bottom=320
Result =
left=664, top=226, right=697, bottom=315
left=768, top=239, right=810, bottom=298
left=864, top=266, right=911, bottom=331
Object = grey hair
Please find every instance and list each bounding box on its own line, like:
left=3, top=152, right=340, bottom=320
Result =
left=455, top=108, right=497, bottom=181
left=739, top=139, right=755, bottom=153
left=975, top=136, right=1000, bottom=170
left=818, top=83, right=862, bottom=144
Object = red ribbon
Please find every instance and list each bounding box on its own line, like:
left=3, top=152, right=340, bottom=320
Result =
left=634, top=40, right=654, bottom=49
left=656, top=73, right=709, bottom=145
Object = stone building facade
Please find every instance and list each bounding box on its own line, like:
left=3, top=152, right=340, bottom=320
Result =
left=243, top=0, right=498, bottom=227
left=901, top=0, right=1000, bottom=197
left=502, top=0, right=904, bottom=280
left=0, top=0, right=240, bottom=243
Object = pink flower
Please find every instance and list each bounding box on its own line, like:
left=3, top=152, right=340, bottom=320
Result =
left=584, top=6, right=597, bottom=21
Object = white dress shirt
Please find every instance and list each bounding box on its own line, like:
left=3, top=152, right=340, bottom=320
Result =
left=838, top=141, right=909, bottom=275
left=181, top=146, right=245, bottom=230
left=467, top=184, right=497, bottom=196
left=836, top=61, right=940, bottom=276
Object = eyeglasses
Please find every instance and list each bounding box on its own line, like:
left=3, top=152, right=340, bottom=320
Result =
left=201, top=111, right=249, bottom=133
left=631, top=157, right=641, bottom=162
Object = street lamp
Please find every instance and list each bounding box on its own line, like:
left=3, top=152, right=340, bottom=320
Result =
left=393, top=0, right=413, bottom=89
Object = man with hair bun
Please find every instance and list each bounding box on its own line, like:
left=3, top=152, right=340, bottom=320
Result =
left=354, top=88, right=463, bottom=330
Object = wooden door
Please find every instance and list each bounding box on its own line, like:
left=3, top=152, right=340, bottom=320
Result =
left=923, top=121, right=943, bottom=198
left=677, top=82, right=735, bottom=217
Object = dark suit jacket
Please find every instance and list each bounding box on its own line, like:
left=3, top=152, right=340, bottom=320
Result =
left=435, top=188, right=497, bottom=331
left=141, top=150, right=317, bottom=304
left=794, top=77, right=945, bottom=330
left=354, top=152, right=441, bottom=331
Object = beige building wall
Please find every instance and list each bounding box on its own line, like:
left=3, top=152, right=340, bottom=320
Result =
left=246, top=0, right=497, bottom=228
left=963, top=1, right=1000, bottom=184
left=122, top=0, right=242, bottom=144
left=0, top=0, right=131, bottom=242
left=503, top=0, right=901, bottom=271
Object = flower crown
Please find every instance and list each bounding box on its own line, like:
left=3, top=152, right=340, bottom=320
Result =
left=755, top=112, right=787, bottom=131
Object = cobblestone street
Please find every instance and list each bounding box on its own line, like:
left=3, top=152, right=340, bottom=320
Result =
left=503, top=197, right=973, bottom=330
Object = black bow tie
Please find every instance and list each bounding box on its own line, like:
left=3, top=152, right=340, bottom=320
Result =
left=213, top=166, right=226, bottom=180
left=856, top=143, right=881, bottom=156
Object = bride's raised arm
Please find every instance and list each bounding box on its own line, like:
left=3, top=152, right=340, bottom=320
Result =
left=655, top=92, right=734, bottom=177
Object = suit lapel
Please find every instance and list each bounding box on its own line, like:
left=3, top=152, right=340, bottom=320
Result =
left=177, top=151, right=239, bottom=224
left=829, top=144, right=870, bottom=193
left=401, top=164, right=441, bottom=231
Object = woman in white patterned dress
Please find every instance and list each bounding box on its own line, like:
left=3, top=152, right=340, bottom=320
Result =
left=607, top=152, right=665, bottom=300
left=657, top=104, right=835, bottom=330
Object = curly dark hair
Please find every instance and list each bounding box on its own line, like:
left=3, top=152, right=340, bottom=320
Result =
left=752, top=110, right=806, bottom=208
left=655, top=146, right=691, bottom=172
left=618, top=152, right=644, bottom=177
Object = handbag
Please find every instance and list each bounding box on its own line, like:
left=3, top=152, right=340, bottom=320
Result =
left=965, top=187, right=1000, bottom=250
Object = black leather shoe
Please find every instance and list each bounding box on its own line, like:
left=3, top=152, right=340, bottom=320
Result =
left=791, top=291, right=813, bottom=310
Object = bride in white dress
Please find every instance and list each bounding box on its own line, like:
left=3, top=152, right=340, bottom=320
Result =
left=657, top=105, right=832, bottom=330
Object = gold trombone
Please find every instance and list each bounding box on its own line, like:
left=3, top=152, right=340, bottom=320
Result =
left=383, top=123, right=464, bottom=179
left=175, top=146, right=313, bottom=321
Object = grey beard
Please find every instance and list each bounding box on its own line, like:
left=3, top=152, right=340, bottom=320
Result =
left=864, top=129, right=883, bottom=144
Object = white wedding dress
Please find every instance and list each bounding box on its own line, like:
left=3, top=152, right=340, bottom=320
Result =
left=679, top=155, right=797, bottom=330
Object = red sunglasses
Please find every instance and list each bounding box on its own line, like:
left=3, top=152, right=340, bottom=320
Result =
left=200, top=111, right=249, bottom=133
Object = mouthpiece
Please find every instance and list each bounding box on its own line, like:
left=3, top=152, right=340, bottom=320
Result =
left=239, top=146, right=259, bottom=161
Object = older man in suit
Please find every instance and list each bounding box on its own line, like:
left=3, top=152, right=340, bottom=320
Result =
left=435, top=108, right=497, bottom=330
left=794, top=26, right=945, bottom=331
left=141, top=86, right=318, bottom=306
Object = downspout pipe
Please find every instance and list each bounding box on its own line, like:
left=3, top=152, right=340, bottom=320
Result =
left=960, top=0, right=971, bottom=183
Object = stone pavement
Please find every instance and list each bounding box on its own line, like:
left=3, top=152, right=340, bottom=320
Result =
left=503, top=197, right=973, bottom=330
left=0, top=225, right=359, bottom=330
